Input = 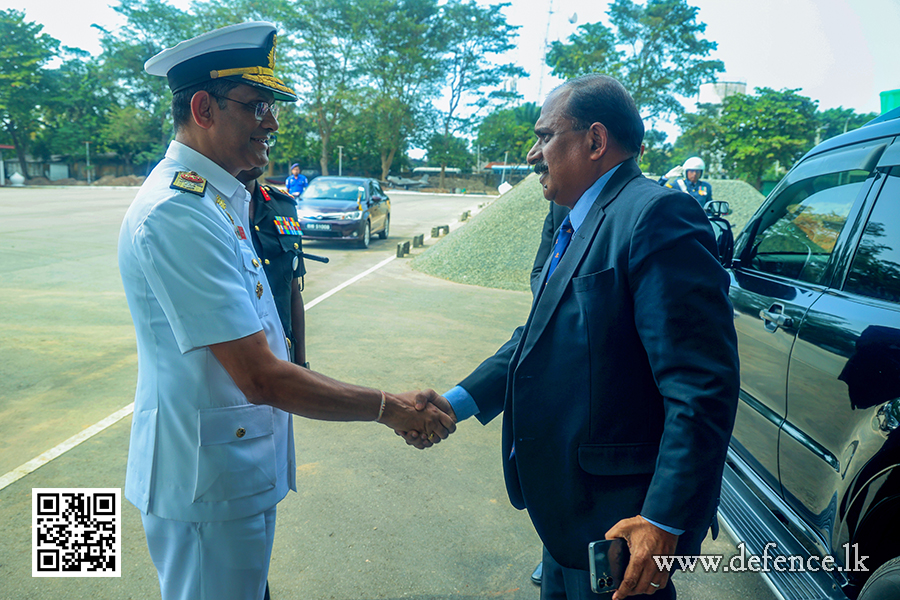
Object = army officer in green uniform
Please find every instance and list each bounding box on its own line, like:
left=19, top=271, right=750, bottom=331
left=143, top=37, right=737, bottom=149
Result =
left=238, top=163, right=307, bottom=368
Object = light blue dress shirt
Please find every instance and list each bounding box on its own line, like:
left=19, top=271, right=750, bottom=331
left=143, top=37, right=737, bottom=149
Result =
left=445, top=162, right=683, bottom=536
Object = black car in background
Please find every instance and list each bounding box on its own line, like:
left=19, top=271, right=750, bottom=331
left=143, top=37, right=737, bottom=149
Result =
left=296, top=177, right=390, bottom=248
left=718, top=108, right=900, bottom=599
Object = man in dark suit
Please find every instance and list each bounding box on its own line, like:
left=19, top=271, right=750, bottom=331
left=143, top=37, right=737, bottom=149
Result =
left=406, top=74, right=739, bottom=599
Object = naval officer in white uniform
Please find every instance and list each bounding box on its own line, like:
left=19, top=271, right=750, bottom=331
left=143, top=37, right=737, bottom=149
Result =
left=117, top=22, right=456, bottom=600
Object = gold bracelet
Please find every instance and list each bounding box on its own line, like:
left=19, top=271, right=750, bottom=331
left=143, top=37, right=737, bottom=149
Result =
left=375, top=390, right=386, bottom=422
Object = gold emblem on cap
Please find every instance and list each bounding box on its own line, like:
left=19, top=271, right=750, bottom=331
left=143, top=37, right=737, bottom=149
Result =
left=268, top=34, right=277, bottom=69
left=256, top=281, right=263, bottom=298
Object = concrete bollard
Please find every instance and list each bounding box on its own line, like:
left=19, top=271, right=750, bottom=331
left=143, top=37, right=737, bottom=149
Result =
left=396, top=241, right=410, bottom=258
left=413, top=234, right=424, bottom=248
left=460, top=210, right=471, bottom=221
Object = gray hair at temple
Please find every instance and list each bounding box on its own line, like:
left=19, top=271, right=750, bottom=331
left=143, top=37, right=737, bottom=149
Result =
left=557, top=74, right=645, bottom=157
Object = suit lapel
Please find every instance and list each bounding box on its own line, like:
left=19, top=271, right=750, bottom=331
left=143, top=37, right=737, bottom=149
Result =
left=516, top=161, right=643, bottom=367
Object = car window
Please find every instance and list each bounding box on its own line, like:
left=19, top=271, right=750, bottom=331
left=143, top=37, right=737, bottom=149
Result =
left=744, top=142, right=890, bottom=285
left=844, top=165, right=900, bottom=303
left=303, top=180, right=365, bottom=201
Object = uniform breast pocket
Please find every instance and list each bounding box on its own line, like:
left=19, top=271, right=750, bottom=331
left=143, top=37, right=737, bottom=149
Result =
left=278, top=235, right=302, bottom=282
left=193, top=404, right=277, bottom=503
left=240, top=247, right=268, bottom=318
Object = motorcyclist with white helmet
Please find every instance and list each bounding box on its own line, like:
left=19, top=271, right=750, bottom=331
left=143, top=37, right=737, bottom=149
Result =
left=658, top=156, right=713, bottom=205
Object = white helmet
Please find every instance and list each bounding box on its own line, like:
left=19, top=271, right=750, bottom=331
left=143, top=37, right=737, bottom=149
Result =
left=683, top=156, right=705, bottom=172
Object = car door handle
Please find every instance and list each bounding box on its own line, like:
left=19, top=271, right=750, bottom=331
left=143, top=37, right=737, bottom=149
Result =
left=759, top=307, right=793, bottom=328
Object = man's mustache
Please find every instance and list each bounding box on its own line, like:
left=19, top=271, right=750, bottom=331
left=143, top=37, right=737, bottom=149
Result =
left=533, top=162, right=549, bottom=175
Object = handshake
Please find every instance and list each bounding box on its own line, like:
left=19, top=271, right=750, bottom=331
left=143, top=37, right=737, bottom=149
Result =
left=380, top=389, right=457, bottom=449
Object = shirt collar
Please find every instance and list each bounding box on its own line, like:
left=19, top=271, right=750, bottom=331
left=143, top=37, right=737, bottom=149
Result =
left=567, top=162, right=623, bottom=232
left=165, top=140, right=245, bottom=200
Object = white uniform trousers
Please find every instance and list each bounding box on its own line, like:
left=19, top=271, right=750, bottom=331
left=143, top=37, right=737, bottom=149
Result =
left=141, top=506, right=277, bottom=600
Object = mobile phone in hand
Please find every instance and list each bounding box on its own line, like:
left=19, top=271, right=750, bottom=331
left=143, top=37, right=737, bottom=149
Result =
left=589, top=538, right=630, bottom=594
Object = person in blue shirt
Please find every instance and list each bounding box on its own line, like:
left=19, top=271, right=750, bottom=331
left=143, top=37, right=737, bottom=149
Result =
left=285, top=163, right=308, bottom=199
left=658, top=156, right=713, bottom=206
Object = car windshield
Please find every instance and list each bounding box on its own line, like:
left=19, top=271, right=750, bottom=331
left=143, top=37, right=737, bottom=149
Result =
left=302, top=180, right=364, bottom=201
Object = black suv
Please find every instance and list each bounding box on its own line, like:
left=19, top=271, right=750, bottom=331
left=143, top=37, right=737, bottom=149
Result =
left=718, top=108, right=900, bottom=599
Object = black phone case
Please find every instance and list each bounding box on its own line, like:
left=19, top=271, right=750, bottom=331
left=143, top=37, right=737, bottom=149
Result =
left=589, top=538, right=630, bottom=594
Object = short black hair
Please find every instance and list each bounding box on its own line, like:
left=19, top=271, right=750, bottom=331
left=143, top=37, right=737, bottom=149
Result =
left=558, top=74, right=644, bottom=156
left=171, top=79, right=241, bottom=130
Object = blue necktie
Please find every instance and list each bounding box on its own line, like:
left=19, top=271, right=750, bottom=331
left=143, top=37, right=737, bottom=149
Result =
left=546, top=216, right=574, bottom=281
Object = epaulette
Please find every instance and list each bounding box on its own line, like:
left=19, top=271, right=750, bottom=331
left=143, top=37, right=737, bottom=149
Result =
left=262, top=184, right=293, bottom=202
left=170, top=171, right=207, bottom=196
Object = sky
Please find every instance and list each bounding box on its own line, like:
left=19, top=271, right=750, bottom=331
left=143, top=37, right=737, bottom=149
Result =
left=5, top=0, right=900, bottom=141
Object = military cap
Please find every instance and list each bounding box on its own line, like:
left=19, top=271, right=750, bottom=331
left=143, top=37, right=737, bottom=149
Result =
left=145, top=21, right=297, bottom=102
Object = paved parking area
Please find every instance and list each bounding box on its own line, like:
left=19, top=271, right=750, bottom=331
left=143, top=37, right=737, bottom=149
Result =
left=0, top=187, right=775, bottom=600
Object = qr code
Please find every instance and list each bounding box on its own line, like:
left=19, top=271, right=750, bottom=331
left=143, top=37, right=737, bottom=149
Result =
left=32, top=488, right=121, bottom=577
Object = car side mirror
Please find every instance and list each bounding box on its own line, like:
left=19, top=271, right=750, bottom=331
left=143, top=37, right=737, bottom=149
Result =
left=704, top=200, right=730, bottom=218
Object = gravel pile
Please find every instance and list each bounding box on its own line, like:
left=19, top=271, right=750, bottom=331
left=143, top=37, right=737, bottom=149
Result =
left=411, top=173, right=549, bottom=291
left=710, top=178, right=766, bottom=235
left=412, top=174, right=767, bottom=292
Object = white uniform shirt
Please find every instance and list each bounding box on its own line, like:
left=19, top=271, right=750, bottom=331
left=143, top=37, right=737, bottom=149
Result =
left=118, top=140, right=296, bottom=522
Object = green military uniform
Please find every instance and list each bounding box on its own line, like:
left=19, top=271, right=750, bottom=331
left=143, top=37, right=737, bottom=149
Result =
left=250, top=183, right=306, bottom=363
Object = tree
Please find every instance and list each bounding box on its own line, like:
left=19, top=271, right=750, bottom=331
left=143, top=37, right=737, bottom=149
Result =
left=425, top=133, right=472, bottom=177
left=477, top=102, right=540, bottom=165
left=94, top=0, right=200, bottom=152
left=639, top=128, right=677, bottom=176
left=32, top=50, right=113, bottom=163
left=361, top=0, right=444, bottom=180
left=545, top=0, right=723, bottom=121
left=673, top=102, right=722, bottom=175
left=430, top=0, right=526, bottom=187
left=816, top=107, right=879, bottom=144
left=285, top=0, right=368, bottom=176
left=101, top=105, right=160, bottom=168
left=0, top=9, right=59, bottom=179
left=689, top=88, right=818, bottom=189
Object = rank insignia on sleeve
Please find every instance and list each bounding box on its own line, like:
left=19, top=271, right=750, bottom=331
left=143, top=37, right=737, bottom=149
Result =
left=274, top=216, right=301, bottom=235
left=170, top=171, right=207, bottom=196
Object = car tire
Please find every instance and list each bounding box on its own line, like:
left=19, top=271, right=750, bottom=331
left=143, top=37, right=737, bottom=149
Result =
left=859, top=555, right=900, bottom=599
left=358, top=220, right=371, bottom=249
left=378, top=215, right=390, bottom=240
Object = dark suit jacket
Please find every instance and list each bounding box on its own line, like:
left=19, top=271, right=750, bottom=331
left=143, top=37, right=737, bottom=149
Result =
left=530, top=202, right=570, bottom=291
left=459, top=159, right=739, bottom=570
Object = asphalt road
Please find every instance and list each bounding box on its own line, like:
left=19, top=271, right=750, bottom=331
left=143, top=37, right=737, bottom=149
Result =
left=0, top=186, right=776, bottom=600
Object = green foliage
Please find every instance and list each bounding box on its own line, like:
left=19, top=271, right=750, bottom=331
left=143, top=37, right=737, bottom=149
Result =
left=285, top=0, right=368, bottom=175
left=362, top=0, right=444, bottom=179
left=676, top=88, right=818, bottom=189
left=816, top=106, right=879, bottom=143
left=267, top=103, right=320, bottom=174
left=433, top=0, right=527, bottom=135
left=426, top=134, right=472, bottom=172
left=546, top=0, right=723, bottom=121
left=672, top=102, right=721, bottom=173
left=477, top=102, right=540, bottom=164
left=32, top=50, right=114, bottom=160
left=639, top=129, right=677, bottom=176
left=0, top=9, right=59, bottom=176
left=101, top=105, right=160, bottom=166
